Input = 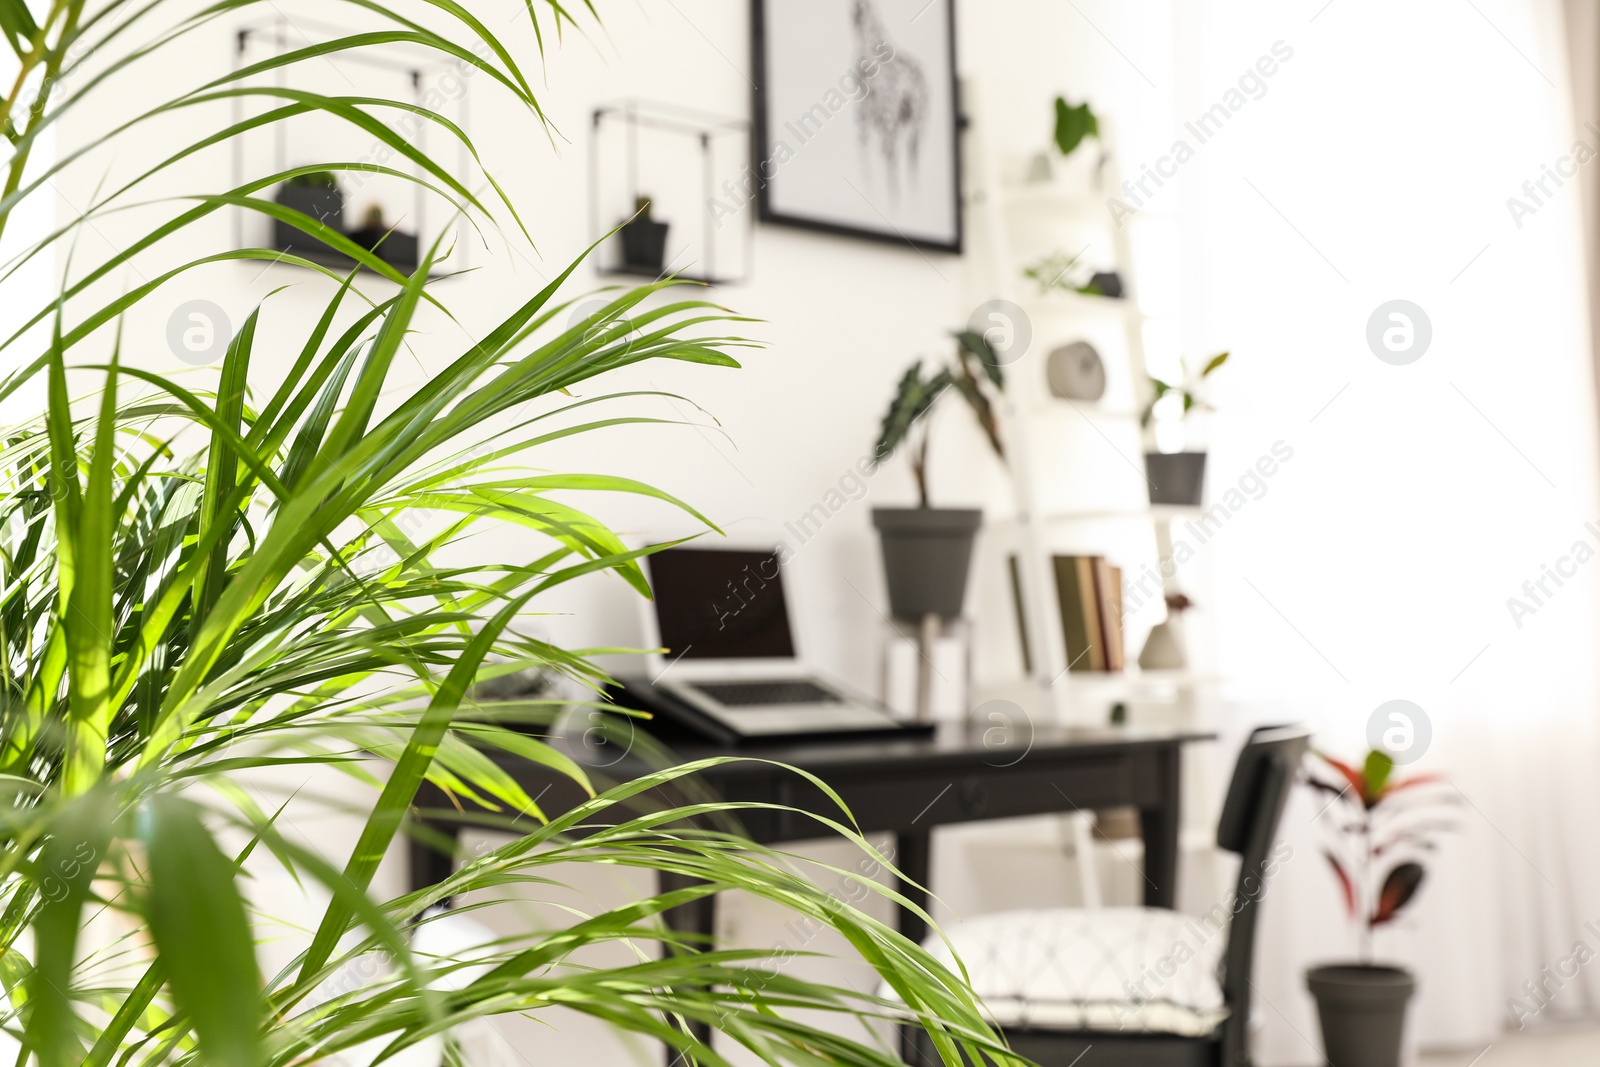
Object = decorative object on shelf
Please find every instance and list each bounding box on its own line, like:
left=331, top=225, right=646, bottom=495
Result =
left=590, top=100, right=750, bottom=284
left=870, top=331, right=1005, bottom=622
left=1023, top=250, right=1124, bottom=299
left=1137, top=591, right=1191, bottom=671
left=347, top=203, right=419, bottom=270
left=1046, top=340, right=1107, bottom=401
left=1142, top=350, right=1229, bottom=506
left=618, top=196, right=669, bottom=273
left=751, top=0, right=962, bottom=252
left=272, top=171, right=344, bottom=254
left=1303, top=749, right=1453, bottom=1067
left=1023, top=151, right=1053, bottom=183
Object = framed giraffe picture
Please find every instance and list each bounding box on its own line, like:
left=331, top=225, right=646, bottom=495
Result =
left=750, top=0, right=962, bottom=254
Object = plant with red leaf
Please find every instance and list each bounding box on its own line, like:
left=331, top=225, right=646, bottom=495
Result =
left=1306, top=748, right=1454, bottom=961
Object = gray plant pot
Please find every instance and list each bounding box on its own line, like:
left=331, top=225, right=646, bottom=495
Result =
left=1306, top=963, right=1416, bottom=1067
left=620, top=216, right=669, bottom=273
left=273, top=182, right=344, bottom=252
left=1144, top=451, right=1207, bottom=506
left=348, top=225, right=419, bottom=270
left=871, top=507, right=982, bottom=621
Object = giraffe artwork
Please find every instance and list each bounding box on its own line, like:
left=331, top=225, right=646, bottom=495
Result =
left=850, top=0, right=929, bottom=197
left=752, top=0, right=961, bottom=251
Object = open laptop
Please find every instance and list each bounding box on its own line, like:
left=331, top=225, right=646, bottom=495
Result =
left=639, top=545, right=903, bottom=737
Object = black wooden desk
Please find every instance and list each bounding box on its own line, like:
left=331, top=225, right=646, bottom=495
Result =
left=407, top=721, right=1213, bottom=1057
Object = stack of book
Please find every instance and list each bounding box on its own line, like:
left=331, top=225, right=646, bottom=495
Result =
left=1051, top=555, right=1125, bottom=672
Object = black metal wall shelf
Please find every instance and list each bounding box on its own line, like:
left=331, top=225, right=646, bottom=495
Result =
left=588, top=99, right=752, bottom=286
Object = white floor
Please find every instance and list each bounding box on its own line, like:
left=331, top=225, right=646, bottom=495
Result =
left=1418, top=1025, right=1600, bottom=1066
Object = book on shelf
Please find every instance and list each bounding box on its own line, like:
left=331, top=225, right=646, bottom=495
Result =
left=1047, top=554, right=1125, bottom=673
left=1008, top=555, right=1033, bottom=675
left=1095, top=559, right=1125, bottom=671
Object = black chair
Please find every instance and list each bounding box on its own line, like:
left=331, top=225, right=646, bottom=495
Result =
left=903, top=724, right=1309, bottom=1067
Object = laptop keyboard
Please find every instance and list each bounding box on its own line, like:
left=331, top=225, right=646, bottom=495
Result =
left=691, top=679, right=843, bottom=707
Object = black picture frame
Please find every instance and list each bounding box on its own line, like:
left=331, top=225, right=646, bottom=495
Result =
left=750, top=0, right=963, bottom=255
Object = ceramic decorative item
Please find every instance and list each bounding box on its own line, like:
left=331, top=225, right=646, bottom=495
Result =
left=1138, top=593, right=1192, bottom=671
left=1046, top=341, right=1106, bottom=401
left=1137, top=620, right=1184, bottom=671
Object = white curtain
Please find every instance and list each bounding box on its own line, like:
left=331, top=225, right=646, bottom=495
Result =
left=1172, top=0, right=1600, bottom=1060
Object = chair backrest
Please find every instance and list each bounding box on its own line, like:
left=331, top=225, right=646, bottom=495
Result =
left=1213, top=724, right=1309, bottom=1066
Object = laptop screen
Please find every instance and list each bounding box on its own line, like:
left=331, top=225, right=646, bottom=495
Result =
left=647, top=546, right=797, bottom=660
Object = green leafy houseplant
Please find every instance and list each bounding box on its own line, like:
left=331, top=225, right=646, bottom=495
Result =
left=0, top=0, right=1022, bottom=1064
left=1021, top=249, right=1123, bottom=299
left=1141, top=352, right=1228, bottom=507
left=1306, top=750, right=1449, bottom=961
left=872, top=332, right=1005, bottom=510
left=1052, top=96, right=1099, bottom=158
left=868, top=332, right=1005, bottom=624
left=1302, top=749, right=1452, bottom=1067
left=1140, top=351, right=1230, bottom=432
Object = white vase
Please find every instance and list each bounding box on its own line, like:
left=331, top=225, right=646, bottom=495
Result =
left=1138, top=619, right=1187, bottom=671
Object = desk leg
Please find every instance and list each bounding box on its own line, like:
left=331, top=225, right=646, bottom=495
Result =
left=893, top=830, right=932, bottom=946
left=894, top=830, right=932, bottom=1064
left=1139, top=746, right=1182, bottom=909
left=659, top=869, right=716, bottom=1063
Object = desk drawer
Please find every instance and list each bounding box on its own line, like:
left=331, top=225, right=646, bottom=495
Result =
left=766, top=756, right=1134, bottom=840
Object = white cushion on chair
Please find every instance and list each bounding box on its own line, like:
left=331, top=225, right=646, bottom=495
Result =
left=917, top=907, right=1229, bottom=1037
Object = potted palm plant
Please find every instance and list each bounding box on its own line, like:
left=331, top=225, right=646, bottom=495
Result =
left=0, top=1, right=1021, bottom=1064
left=1141, top=351, right=1229, bottom=506
left=871, top=330, right=1006, bottom=621
left=1304, top=749, right=1452, bottom=1067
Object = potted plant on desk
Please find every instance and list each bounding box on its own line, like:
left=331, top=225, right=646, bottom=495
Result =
left=870, top=330, right=1006, bottom=623
left=1141, top=351, right=1228, bottom=506
left=1304, top=749, right=1453, bottom=1067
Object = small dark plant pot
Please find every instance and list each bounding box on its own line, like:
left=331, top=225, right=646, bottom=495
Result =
left=871, top=507, right=982, bottom=622
left=1087, top=270, right=1124, bottom=298
left=1144, top=451, right=1207, bottom=506
left=620, top=216, right=669, bottom=273
left=348, top=226, right=419, bottom=271
left=1306, top=963, right=1416, bottom=1067
left=273, top=184, right=344, bottom=253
